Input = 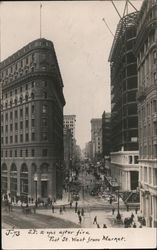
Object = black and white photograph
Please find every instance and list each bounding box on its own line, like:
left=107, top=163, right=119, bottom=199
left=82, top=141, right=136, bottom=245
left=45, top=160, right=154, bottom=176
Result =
left=0, top=0, right=157, bottom=249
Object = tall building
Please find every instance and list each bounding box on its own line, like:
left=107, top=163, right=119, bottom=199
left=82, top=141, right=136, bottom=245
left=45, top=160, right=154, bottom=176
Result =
left=134, top=0, right=157, bottom=227
left=64, top=115, right=76, bottom=139
left=84, top=141, right=93, bottom=160
left=63, top=128, right=73, bottom=171
left=91, top=119, right=102, bottom=160
left=1, top=38, right=65, bottom=202
left=64, top=115, right=76, bottom=162
left=109, top=12, right=139, bottom=191
left=102, top=111, right=111, bottom=157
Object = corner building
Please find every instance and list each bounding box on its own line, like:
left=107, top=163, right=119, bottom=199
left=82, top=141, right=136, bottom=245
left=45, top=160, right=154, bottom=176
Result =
left=134, top=0, right=157, bottom=227
left=1, top=38, right=65, bottom=202
left=109, top=12, right=139, bottom=191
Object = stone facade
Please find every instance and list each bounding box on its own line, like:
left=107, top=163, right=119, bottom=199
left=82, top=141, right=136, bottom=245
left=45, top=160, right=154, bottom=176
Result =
left=134, top=0, right=157, bottom=227
left=1, top=38, right=65, bottom=202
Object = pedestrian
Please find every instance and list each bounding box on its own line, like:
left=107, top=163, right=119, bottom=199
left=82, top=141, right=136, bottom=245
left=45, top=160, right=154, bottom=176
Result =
left=133, top=223, right=136, bottom=228
left=59, top=206, right=62, bottom=214
left=131, top=213, right=134, bottom=220
left=97, top=224, right=100, bottom=228
left=126, top=204, right=129, bottom=211
left=109, top=197, right=112, bottom=204
left=93, top=216, right=97, bottom=224
left=103, top=224, right=107, bottom=228
left=112, top=207, right=115, bottom=215
left=81, top=208, right=84, bottom=216
left=52, top=204, right=54, bottom=213
left=54, top=197, right=56, bottom=203
left=63, top=205, right=66, bottom=212
left=135, top=207, right=138, bottom=214
left=77, top=209, right=80, bottom=216
left=79, top=215, right=82, bottom=224
left=70, top=201, right=72, bottom=208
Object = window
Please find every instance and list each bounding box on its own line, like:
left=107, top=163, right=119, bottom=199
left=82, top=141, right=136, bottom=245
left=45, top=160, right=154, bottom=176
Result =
left=32, top=105, right=35, bottom=114
left=20, top=134, right=23, bottom=142
left=25, top=120, right=28, bottom=128
left=5, top=113, right=8, bottom=121
left=32, top=133, right=35, bottom=141
left=15, top=89, right=17, bottom=95
left=10, top=100, right=12, bottom=107
left=42, top=149, right=48, bottom=157
left=32, top=82, right=35, bottom=88
left=10, top=111, right=13, bottom=120
left=15, top=150, right=17, bottom=157
left=31, top=92, right=34, bottom=99
left=42, top=118, right=47, bottom=127
left=20, top=150, right=22, bottom=157
left=25, top=84, right=28, bottom=90
left=20, top=87, right=22, bottom=92
left=20, top=96, right=23, bottom=104
left=15, top=135, right=18, bottom=143
left=25, top=107, right=29, bottom=115
left=15, top=98, right=17, bottom=105
left=20, top=121, right=23, bottom=130
left=42, top=104, right=47, bottom=113
left=5, top=102, right=8, bottom=108
left=15, top=122, right=18, bottom=130
left=10, top=150, right=12, bottom=157
left=5, top=125, right=8, bottom=132
left=5, top=150, right=7, bottom=157
left=25, top=94, right=28, bottom=102
left=10, top=91, right=12, bottom=97
left=20, top=109, right=23, bottom=117
left=10, top=124, right=13, bottom=131
left=44, top=81, right=47, bottom=87
left=31, top=149, right=35, bottom=157
left=32, top=119, right=35, bottom=127
left=25, top=133, right=29, bottom=142
left=129, top=155, right=132, bottom=164
left=42, top=132, right=48, bottom=141
left=44, top=92, right=47, bottom=99
left=26, top=149, right=28, bottom=157
left=15, top=110, right=18, bottom=119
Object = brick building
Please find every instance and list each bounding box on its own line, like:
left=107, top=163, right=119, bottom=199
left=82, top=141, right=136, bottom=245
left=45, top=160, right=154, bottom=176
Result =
left=1, top=38, right=65, bottom=202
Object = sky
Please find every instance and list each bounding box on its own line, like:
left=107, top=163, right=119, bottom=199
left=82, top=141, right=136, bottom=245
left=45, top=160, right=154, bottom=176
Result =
left=0, top=0, right=142, bottom=149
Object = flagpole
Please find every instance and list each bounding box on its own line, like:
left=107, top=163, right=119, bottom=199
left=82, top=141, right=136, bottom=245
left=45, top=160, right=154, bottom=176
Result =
left=40, top=2, right=42, bottom=38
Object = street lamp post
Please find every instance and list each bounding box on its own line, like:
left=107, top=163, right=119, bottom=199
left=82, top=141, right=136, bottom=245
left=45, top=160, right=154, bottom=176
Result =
left=116, top=188, right=121, bottom=221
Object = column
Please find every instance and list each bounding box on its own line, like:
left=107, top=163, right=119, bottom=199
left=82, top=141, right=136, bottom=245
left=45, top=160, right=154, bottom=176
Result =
left=17, top=166, right=20, bottom=197
left=127, top=171, right=131, bottom=190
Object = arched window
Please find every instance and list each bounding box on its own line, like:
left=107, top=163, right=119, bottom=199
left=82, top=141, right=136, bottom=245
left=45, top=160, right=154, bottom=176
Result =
left=31, top=92, right=34, bottom=100
left=25, top=94, right=28, bottom=102
left=14, top=98, right=17, bottom=105
left=1, top=164, right=7, bottom=193
left=20, top=164, right=28, bottom=201
left=10, top=163, right=17, bottom=197
left=20, top=95, right=23, bottom=104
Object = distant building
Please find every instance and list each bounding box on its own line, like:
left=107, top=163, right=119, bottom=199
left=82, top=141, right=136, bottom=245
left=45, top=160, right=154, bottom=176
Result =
left=109, top=12, right=139, bottom=191
left=102, top=111, right=111, bottom=157
left=64, top=128, right=73, bottom=171
left=1, top=38, right=65, bottom=202
left=134, top=0, right=157, bottom=227
left=91, top=119, right=102, bottom=160
left=64, top=115, right=76, bottom=139
left=85, top=141, right=93, bottom=160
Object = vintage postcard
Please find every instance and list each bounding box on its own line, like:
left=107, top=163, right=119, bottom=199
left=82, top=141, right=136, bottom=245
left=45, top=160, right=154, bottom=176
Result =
left=1, top=0, right=157, bottom=249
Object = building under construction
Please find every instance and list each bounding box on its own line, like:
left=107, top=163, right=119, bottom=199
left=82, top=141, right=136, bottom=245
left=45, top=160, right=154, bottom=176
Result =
left=109, top=11, right=139, bottom=191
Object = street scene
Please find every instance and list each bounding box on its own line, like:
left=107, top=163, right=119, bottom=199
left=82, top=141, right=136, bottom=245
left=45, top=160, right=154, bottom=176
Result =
left=1, top=0, right=157, bottom=231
